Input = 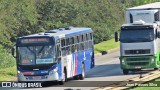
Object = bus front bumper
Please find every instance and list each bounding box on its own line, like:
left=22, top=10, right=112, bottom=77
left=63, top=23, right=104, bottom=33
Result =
left=17, top=71, right=60, bottom=82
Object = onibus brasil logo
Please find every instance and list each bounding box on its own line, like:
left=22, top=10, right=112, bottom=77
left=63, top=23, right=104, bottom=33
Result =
left=1, top=82, right=42, bottom=88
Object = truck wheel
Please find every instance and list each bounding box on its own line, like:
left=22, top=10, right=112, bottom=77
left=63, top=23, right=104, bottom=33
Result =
left=79, top=64, right=85, bottom=80
left=123, top=69, right=129, bottom=75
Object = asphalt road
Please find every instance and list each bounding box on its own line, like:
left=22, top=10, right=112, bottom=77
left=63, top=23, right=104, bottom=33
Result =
left=1, top=51, right=153, bottom=90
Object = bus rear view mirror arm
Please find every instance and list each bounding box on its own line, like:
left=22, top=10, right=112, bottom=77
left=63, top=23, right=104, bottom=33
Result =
left=115, top=31, right=119, bottom=42
left=12, top=44, right=16, bottom=58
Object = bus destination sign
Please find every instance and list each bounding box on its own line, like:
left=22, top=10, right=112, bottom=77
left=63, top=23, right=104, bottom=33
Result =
left=21, top=38, right=50, bottom=44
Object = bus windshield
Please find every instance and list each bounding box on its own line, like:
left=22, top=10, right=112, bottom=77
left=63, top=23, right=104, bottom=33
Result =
left=120, top=29, right=154, bottom=43
left=18, top=45, right=55, bottom=65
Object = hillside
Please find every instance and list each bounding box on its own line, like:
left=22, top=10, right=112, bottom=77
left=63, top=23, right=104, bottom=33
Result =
left=0, top=0, right=160, bottom=69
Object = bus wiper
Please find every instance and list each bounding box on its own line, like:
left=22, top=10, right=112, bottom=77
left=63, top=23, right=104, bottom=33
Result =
left=27, top=47, right=34, bottom=54
left=38, top=46, right=45, bottom=54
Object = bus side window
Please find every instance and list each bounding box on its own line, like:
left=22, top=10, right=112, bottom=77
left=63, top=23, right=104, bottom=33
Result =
left=83, top=34, right=86, bottom=40
left=74, top=36, right=77, bottom=52
left=85, top=33, right=89, bottom=50
left=88, top=33, right=91, bottom=40
left=71, top=45, right=75, bottom=53
left=76, top=36, right=80, bottom=51
left=70, top=37, right=75, bottom=53
left=86, top=33, right=88, bottom=41
left=88, top=33, right=92, bottom=49
left=81, top=35, right=84, bottom=50
left=80, top=43, right=84, bottom=50
left=77, top=36, right=79, bottom=43
left=62, top=47, right=66, bottom=56
left=82, top=35, right=84, bottom=42
left=56, top=45, right=61, bottom=57
left=75, top=44, right=80, bottom=52
left=79, top=35, right=83, bottom=42
left=70, top=37, right=74, bottom=45
left=66, top=46, right=70, bottom=55
left=75, top=45, right=77, bottom=52
left=74, top=36, right=77, bottom=44
left=61, top=39, right=65, bottom=47
left=90, top=33, right=93, bottom=40
left=66, top=38, right=70, bottom=46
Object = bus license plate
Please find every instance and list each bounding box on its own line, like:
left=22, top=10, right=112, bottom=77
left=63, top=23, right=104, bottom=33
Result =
left=32, top=76, right=41, bottom=80
left=135, top=66, right=141, bottom=69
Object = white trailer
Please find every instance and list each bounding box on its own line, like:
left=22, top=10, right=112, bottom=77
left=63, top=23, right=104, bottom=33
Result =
left=125, top=2, right=160, bottom=23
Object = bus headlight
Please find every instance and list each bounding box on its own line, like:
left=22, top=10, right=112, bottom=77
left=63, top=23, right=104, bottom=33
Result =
left=17, top=70, right=21, bottom=74
left=50, top=67, right=58, bottom=74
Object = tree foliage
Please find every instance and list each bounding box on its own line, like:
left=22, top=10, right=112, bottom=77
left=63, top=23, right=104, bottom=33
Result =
left=0, top=0, right=160, bottom=47
left=0, top=0, right=159, bottom=69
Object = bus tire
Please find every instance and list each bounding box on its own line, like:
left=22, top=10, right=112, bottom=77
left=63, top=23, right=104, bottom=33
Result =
left=73, top=75, right=79, bottom=80
left=123, top=69, right=129, bottom=75
left=79, top=64, right=85, bottom=80
left=154, top=68, right=158, bottom=70
left=59, top=68, right=67, bottom=85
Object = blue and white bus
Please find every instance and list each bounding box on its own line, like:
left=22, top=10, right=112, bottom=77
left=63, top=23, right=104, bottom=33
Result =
left=12, top=27, right=95, bottom=84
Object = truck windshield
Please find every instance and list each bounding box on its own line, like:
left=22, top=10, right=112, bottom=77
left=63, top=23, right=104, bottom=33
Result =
left=120, top=29, right=154, bottom=43
left=17, top=45, right=55, bottom=65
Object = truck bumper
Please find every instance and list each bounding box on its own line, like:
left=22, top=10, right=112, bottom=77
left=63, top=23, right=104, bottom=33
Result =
left=120, top=55, right=160, bottom=70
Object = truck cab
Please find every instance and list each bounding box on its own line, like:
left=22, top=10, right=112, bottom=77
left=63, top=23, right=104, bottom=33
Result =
left=115, top=21, right=160, bottom=74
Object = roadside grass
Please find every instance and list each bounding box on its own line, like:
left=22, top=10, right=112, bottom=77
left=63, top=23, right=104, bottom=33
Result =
left=94, top=39, right=119, bottom=54
left=128, top=78, right=160, bottom=90
left=0, top=45, right=17, bottom=81
left=0, top=66, right=17, bottom=81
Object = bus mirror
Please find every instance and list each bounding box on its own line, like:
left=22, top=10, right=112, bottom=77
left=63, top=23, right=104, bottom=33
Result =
left=12, top=48, right=15, bottom=58
left=12, top=44, right=16, bottom=58
left=115, top=32, right=119, bottom=42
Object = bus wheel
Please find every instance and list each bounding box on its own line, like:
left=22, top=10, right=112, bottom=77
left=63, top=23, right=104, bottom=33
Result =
left=123, top=69, right=129, bottom=75
left=79, top=64, right=85, bottom=80
left=59, top=69, right=67, bottom=85
left=154, top=68, right=158, bottom=70
left=73, top=75, right=79, bottom=80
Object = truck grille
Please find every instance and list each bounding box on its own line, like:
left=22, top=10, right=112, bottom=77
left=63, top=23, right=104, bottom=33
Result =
left=125, top=49, right=150, bottom=55
left=126, top=57, right=150, bottom=66
left=126, top=57, right=149, bottom=61
left=127, top=62, right=149, bottom=66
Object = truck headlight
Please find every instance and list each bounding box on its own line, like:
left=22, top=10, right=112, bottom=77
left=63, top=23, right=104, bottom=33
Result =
left=121, top=59, right=125, bottom=64
left=151, top=58, right=155, bottom=63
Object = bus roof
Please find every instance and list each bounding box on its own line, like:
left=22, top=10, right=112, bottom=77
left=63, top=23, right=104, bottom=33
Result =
left=127, top=2, right=160, bottom=10
left=21, top=27, right=92, bottom=39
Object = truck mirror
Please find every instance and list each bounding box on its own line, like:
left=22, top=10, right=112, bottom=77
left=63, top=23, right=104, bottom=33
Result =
left=115, top=32, right=119, bottom=42
left=158, top=31, right=160, bottom=38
